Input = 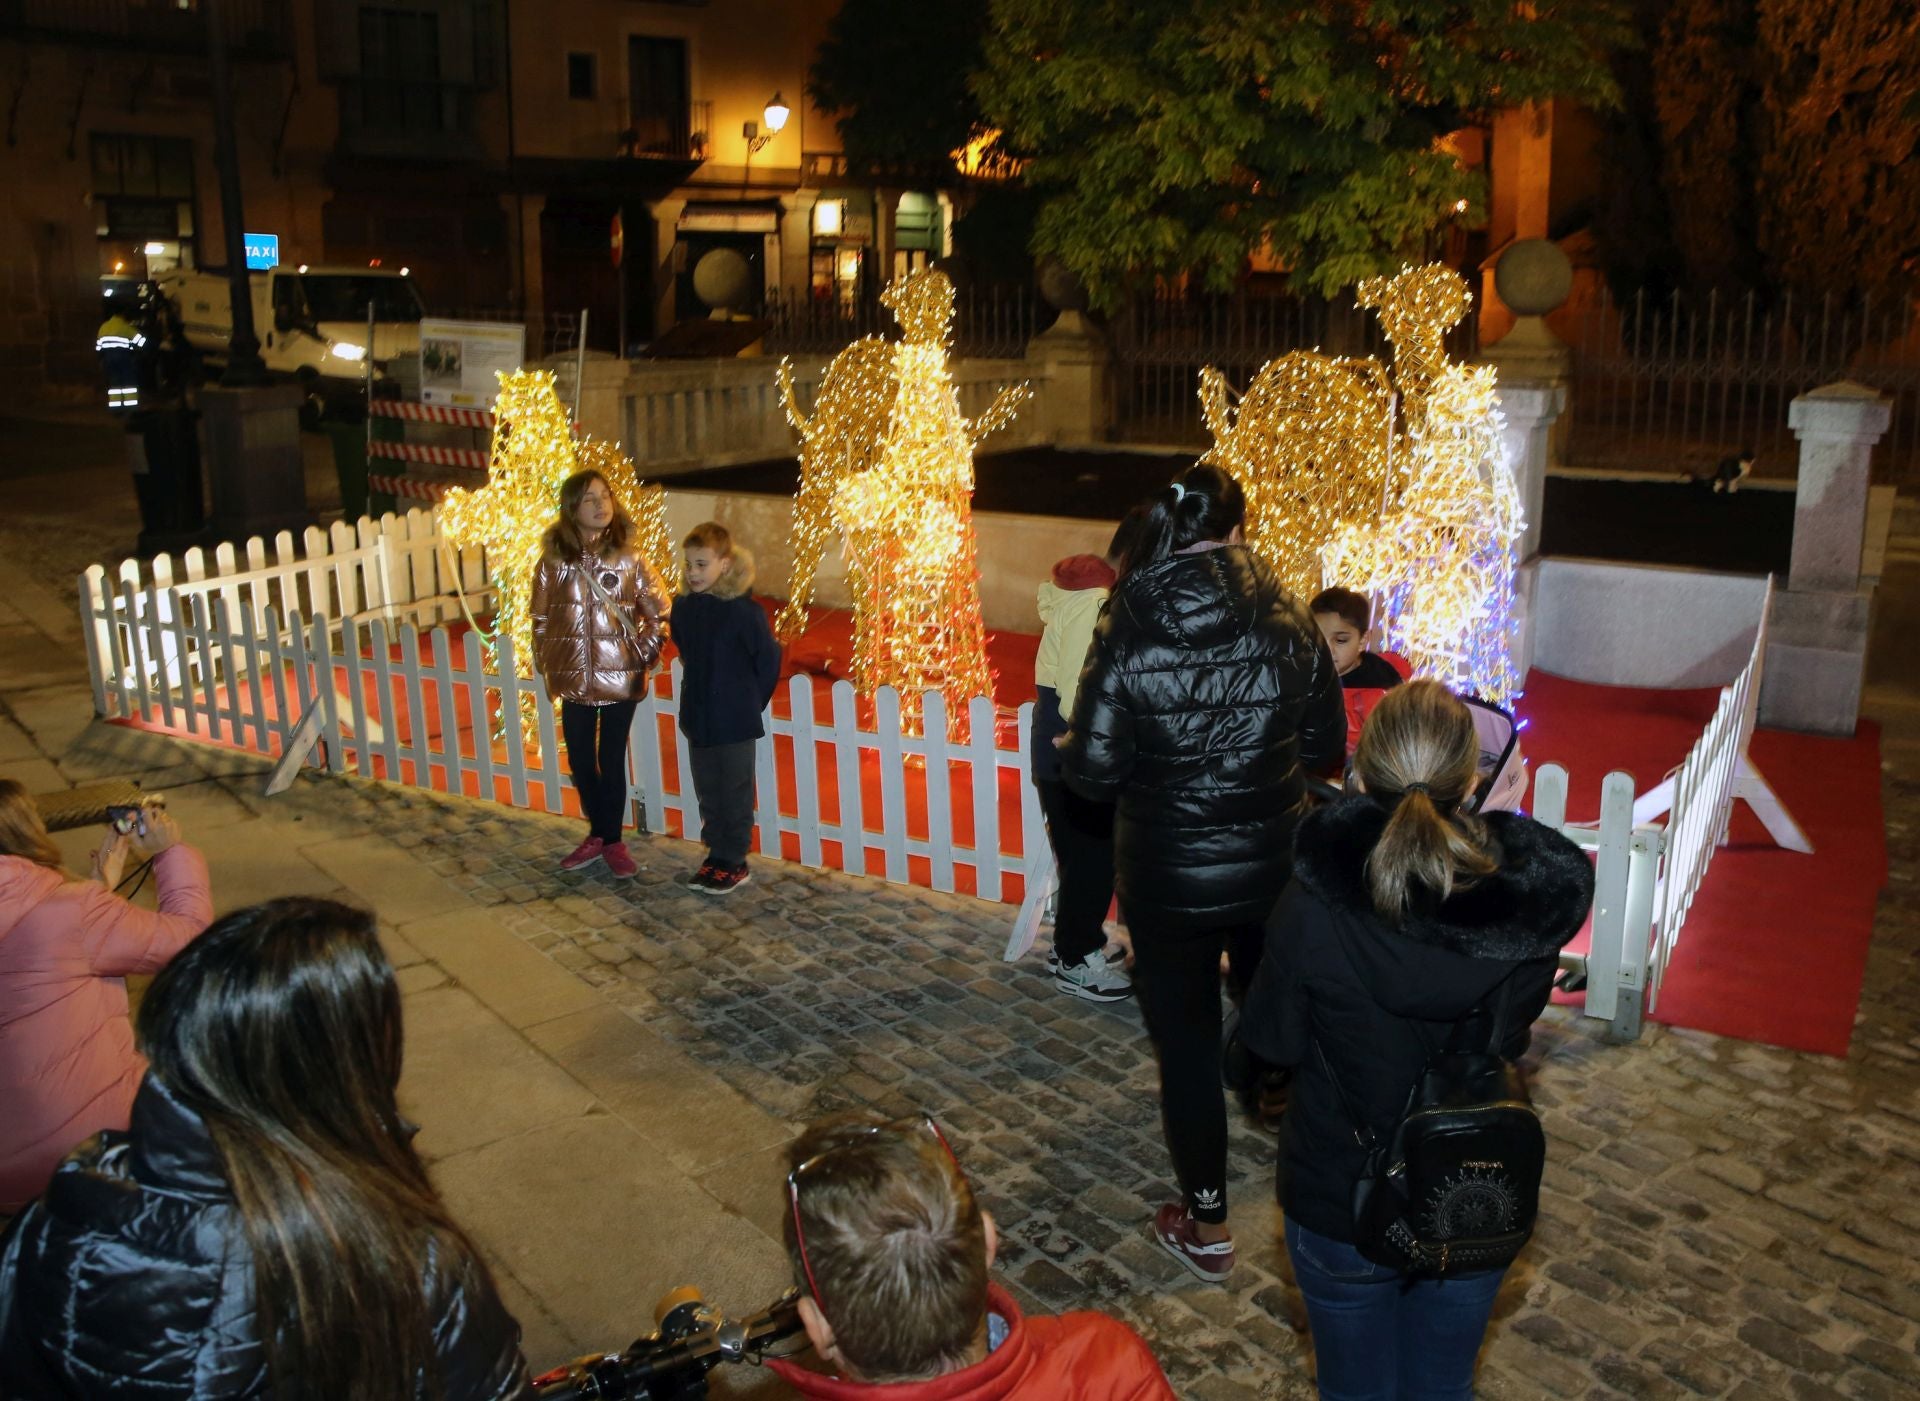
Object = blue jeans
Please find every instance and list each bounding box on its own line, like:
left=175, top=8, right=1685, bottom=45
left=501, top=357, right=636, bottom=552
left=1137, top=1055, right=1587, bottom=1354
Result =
left=1285, top=1219, right=1506, bottom=1400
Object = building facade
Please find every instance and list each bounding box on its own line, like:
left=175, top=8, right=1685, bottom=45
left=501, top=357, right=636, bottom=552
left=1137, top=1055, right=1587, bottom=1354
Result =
left=1, top=0, right=964, bottom=391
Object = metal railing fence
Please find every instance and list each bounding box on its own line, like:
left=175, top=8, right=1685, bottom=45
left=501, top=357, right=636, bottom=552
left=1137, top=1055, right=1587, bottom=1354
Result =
left=1564, top=287, right=1920, bottom=481
left=1109, top=289, right=1480, bottom=444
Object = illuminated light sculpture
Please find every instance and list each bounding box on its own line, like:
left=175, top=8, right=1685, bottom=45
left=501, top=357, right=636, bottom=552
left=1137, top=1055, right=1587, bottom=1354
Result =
left=1200, top=264, right=1524, bottom=706
left=1198, top=352, right=1396, bottom=606
left=777, top=268, right=1030, bottom=737
left=439, top=370, right=678, bottom=742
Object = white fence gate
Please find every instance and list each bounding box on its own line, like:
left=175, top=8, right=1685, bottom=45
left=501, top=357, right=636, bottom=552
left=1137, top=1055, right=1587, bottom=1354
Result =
left=1631, top=578, right=1811, bottom=1006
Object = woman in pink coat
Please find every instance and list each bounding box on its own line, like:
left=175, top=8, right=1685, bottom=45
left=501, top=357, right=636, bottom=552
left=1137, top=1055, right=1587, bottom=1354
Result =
left=0, top=779, right=212, bottom=1213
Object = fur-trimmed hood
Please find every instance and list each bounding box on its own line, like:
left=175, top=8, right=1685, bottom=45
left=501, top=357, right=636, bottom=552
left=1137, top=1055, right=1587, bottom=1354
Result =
left=701, top=543, right=756, bottom=600
left=1292, top=795, right=1593, bottom=1019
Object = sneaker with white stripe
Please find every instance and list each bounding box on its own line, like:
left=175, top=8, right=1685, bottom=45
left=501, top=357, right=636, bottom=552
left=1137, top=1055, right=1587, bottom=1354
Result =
left=1052, top=947, right=1133, bottom=1003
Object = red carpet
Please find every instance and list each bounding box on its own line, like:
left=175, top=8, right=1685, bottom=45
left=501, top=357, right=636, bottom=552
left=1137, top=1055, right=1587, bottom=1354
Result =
left=1519, top=670, right=1885, bottom=1057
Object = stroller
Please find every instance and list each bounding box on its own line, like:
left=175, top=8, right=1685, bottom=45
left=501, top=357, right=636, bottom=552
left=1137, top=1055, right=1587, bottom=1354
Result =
left=1306, top=688, right=1527, bottom=813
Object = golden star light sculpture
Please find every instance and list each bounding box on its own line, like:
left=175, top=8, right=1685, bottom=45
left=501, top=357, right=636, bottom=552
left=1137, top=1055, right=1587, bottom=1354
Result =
left=777, top=268, right=1029, bottom=737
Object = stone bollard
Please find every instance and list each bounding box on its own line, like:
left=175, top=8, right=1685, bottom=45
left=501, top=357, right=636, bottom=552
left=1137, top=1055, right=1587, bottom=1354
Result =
left=1760, top=382, right=1893, bottom=735
left=1024, top=310, right=1112, bottom=446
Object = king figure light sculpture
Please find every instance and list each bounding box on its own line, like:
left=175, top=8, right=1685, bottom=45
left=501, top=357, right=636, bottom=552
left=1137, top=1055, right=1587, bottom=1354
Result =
left=777, top=269, right=1030, bottom=738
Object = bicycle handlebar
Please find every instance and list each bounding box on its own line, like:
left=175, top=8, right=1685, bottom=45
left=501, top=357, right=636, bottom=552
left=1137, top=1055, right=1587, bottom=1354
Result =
left=531, top=1288, right=806, bottom=1401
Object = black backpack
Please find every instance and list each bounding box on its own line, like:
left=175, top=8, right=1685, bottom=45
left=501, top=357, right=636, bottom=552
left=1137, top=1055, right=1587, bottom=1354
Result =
left=1314, top=975, right=1545, bottom=1276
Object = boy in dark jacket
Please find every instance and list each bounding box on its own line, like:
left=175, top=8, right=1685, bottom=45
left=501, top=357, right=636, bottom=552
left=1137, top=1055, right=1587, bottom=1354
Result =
left=1310, top=586, right=1408, bottom=762
left=670, top=522, right=782, bottom=895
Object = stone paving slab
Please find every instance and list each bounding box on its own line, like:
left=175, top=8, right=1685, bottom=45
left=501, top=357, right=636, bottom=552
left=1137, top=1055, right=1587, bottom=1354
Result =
left=403, top=909, right=610, bottom=1031
left=429, top=1112, right=793, bottom=1366
left=400, top=985, right=604, bottom=1160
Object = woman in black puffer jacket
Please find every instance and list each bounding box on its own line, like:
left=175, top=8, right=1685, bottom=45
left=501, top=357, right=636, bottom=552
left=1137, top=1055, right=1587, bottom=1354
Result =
left=0, top=898, right=530, bottom=1400
left=1241, top=682, right=1593, bottom=1399
left=1061, top=463, right=1345, bottom=1282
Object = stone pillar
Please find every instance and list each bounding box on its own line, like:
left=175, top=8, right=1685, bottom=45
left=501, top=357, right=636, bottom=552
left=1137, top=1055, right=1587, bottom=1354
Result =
left=201, top=383, right=308, bottom=542
left=776, top=190, right=817, bottom=308
left=1493, top=380, right=1566, bottom=564
left=646, top=196, right=687, bottom=344
left=1481, top=240, right=1574, bottom=465
left=1786, top=382, right=1889, bottom=592
left=1024, top=310, right=1112, bottom=446
left=1760, top=381, right=1892, bottom=734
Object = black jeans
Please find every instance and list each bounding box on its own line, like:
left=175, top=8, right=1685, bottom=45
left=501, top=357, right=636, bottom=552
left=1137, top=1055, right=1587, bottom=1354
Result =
left=1034, top=778, right=1116, bottom=968
left=689, top=740, right=757, bottom=866
left=1128, top=913, right=1269, bottom=1225
left=561, top=700, right=638, bottom=844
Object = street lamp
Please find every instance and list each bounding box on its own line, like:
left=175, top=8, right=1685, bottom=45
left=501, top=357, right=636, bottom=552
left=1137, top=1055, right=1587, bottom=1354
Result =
left=743, top=92, right=790, bottom=153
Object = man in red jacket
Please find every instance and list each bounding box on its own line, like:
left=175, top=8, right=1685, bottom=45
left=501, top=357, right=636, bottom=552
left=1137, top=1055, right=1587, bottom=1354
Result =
left=769, top=1113, right=1176, bottom=1400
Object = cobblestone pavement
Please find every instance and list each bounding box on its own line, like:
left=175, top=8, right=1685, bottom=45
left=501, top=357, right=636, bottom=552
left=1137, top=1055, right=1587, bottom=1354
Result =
left=6, top=419, right=1919, bottom=1398
left=236, top=712, right=1913, bottom=1401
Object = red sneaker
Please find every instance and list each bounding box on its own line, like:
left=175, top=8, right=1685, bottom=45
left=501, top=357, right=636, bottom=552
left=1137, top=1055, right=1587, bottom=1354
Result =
left=1153, top=1203, right=1235, bottom=1283
left=602, top=842, right=639, bottom=879
left=695, top=862, right=752, bottom=896
left=558, top=837, right=604, bottom=872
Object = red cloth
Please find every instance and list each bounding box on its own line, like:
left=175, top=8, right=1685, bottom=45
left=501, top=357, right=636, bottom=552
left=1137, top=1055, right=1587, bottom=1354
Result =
left=0, top=845, right=213, bottom=1212
left=767, top=1283, right=1175, bottom=1400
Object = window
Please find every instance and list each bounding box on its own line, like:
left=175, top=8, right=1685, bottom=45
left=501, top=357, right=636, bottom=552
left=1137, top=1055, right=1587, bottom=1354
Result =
left=627, top=35, right=690, bottom=156
left=357, top=7, right=445, bottom=134
left=297, top=274, right=426, bottom=323
left=360, top=7, right=440, bottom=79
left=567, top=52, right=596, bottom=100
left=90, top=134, right=196, bottom=199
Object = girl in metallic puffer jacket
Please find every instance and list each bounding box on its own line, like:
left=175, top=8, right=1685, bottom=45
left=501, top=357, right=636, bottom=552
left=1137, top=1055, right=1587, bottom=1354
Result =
left=530, top=469, right=669, bottom=878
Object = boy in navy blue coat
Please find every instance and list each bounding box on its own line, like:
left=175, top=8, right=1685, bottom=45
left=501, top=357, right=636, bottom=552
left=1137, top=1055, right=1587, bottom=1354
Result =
left=670, top=522, right=782, bottom=894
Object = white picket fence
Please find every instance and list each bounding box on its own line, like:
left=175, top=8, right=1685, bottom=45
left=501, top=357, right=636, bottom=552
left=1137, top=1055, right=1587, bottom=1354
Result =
left=79, top=542, right=1041, bottom=903
left=1532, top=765, right=1665, bottom=1041
left=75, top=512, right=1806, bottom=1039
left=1631, top=578, right=1811, bottom=1007
left=79, top=509, right=492, bottom=718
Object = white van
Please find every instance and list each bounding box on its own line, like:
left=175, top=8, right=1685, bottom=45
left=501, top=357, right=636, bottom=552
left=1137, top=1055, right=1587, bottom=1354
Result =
left=157, top=265, right=425, bottom=422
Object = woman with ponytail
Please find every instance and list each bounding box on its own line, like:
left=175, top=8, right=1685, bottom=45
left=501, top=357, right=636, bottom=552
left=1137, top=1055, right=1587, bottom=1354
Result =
left=1060, top=462, right=1346, bottom=1281
left=1240, top=682, right=1593, bottom=1398
left=0, top=898, right=530, bottom=1399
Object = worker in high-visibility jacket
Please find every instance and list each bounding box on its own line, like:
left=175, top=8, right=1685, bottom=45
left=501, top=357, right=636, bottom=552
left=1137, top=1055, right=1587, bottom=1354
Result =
left=94, top=300, right=147, bottom=413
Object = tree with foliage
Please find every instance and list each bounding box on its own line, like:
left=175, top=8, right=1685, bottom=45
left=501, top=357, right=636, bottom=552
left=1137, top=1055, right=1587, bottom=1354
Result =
left=1753, top=0, right=1919, bottom=304
left=809, top=0, right=992, bottom=179
left=1596, top=0, right=1919, bottom=303
left=1649, top=0, right=1760, bottom=297
left=972, top=0, right=1630, bottom=309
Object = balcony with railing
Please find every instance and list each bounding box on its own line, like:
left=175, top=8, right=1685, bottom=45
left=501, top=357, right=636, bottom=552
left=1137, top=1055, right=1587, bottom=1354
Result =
left=0, top=0, right=290, bottom=57
left=335, top=77, right=484, bottom=163
left=524, top=97, right=711, bottom=164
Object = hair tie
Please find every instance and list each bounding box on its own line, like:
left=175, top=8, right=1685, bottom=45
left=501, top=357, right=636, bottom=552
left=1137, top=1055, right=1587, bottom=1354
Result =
left=1403, top=782, right=1432, bottom=797
left=1170, top=482, right=1187, bottom=503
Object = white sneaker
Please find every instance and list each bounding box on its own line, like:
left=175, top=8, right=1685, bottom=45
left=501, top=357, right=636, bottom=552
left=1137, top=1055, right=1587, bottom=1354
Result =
left=1053, top=948, right=1134, bottom=1003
